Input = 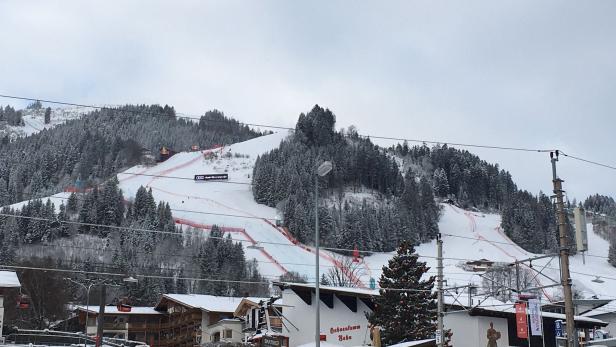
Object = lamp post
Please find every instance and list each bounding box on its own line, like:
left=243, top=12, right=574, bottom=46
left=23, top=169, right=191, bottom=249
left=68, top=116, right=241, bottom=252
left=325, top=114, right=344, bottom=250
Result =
left=64, top=278, right=96, bottom=347
left=315, top=160, right=333, bottom=347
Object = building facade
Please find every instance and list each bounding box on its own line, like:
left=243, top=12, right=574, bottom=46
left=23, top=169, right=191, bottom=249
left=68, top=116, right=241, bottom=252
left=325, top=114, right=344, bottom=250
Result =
left=155, top=294, right=268, bottom=346
left=75, top=306, right=165, bottom=346
left=276, top=283, right=376, bottom=347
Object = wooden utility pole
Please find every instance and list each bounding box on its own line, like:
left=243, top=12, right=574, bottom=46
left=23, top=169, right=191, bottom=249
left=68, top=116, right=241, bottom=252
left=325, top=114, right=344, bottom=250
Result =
left=437, top=233, right=444, bottom=347
left=550, top=151, right=576, bottom=347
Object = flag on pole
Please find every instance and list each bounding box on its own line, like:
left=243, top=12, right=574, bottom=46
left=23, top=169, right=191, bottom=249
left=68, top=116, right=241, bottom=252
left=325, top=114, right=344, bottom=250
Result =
left=515, top=302, right=529, bottom=339
left=528, top=299, right=543, bottom=336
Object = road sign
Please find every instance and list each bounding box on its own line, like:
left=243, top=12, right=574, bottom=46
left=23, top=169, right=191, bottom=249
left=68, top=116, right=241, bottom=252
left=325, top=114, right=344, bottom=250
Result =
left=555, top=320, right=563, bottom=337
left=194, top=173, right=228, bottom=181
left=436, top=329, right=442, bottom=344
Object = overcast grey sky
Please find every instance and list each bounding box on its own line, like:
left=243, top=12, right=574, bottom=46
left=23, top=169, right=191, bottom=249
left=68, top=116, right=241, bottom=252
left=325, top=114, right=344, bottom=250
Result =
left=1, top=0, right=615, bottom=201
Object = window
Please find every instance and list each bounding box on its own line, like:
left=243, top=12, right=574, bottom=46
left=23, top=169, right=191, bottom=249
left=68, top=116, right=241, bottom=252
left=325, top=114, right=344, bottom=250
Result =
left=223, top=330, right=233, bottom=339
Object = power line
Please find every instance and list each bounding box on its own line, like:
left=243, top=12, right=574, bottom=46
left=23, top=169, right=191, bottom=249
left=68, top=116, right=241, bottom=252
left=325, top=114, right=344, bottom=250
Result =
left=0, top=93, right=555, bottom=153
left=22, top=241, right=485, bottom=275
left=2, top=263, right=436, bottom=293
left=0, top=211, right=475, bottom=260
left=560, top=151, right=616, bottom=171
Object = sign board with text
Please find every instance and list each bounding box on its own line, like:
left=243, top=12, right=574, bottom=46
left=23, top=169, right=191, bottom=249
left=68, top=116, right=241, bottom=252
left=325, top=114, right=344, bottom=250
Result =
left=515, top=302, right=528, bottom=339
left=194, top=173, right=228, bottom=181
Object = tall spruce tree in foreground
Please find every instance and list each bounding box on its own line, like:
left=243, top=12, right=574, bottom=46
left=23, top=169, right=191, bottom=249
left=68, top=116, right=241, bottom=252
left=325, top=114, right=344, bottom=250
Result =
left=368, top=241, right=437, bottom=345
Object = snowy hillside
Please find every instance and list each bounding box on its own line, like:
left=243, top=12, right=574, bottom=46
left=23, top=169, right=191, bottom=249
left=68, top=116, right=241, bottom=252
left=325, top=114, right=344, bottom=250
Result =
left=9, top=130, right=616, bottom=302
left=2, top=106, right=88, bottom=138
left=365, top=204, right=616, bottom=301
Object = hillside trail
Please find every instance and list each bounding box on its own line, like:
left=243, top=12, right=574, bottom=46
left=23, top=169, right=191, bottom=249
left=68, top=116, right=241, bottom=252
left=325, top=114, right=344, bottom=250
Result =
left=450, top=205, right=554, bottom=302
left=140, top=149, right=367, bottom=287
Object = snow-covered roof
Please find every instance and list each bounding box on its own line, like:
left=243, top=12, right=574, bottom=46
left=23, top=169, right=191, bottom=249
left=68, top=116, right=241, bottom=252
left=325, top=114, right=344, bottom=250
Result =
left=389, top=338, right=436, bottom=347
left=582, top=300, right=616, bottom=318
left=75, top=305, right=162, bottom=315
left=161, top=294, right=268, bottom=313
left=0, top=271, right=21, bottom=288
left=277, top=282, right=379, bottom=297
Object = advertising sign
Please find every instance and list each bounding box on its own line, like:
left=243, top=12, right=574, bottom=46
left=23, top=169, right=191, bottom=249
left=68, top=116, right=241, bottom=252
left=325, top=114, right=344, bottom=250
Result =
left=528, top=299, right=542, bottom=336
left=574, top=207, right=588, bottom=252
left=194, top=173, right=229, bottom=181
left=555, top=320, right=564, bottom=337
left=515, top=302, right=528, bottom=339
left=261, top=335, right=283, bottom=347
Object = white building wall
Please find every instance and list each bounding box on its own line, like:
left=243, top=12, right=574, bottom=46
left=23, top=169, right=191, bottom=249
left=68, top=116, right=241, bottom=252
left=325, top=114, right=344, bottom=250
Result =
left=592, top=313, right=616, bottom=337
left=444, top=313, right=509, bottom=347
left=282, top=289, right=372, bottom=347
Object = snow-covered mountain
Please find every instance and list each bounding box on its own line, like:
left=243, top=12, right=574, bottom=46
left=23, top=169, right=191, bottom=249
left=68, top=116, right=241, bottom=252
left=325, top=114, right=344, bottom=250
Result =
left=9, top=130, right=616, bottom=302
left=2, top=106, right=88, bottom=139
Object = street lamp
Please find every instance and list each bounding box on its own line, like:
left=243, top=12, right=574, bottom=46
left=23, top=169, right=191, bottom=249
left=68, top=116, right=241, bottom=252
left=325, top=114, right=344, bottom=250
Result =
left=64, top=278, right=96, bottom=347
left=315, top=160, right=332, bottom=347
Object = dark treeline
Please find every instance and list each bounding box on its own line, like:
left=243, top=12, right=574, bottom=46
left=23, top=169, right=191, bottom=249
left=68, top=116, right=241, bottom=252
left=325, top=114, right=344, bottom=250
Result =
left=584, top=194, right=616, bottom=267
left=584, top=194, right=616, bottom=217
left=390, top=142, right=568, bottom=254
left=0, top=105, right=264, bottom=205
left=253, top=105, right=440, bottom=252
left=0, top=105, right=25, bottom=126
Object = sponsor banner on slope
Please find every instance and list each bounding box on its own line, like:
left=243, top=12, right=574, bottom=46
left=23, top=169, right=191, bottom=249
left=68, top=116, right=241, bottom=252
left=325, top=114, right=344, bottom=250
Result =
left=194, top=173, right=229, bottom=181
left=528, top=299, right=542, bottom=336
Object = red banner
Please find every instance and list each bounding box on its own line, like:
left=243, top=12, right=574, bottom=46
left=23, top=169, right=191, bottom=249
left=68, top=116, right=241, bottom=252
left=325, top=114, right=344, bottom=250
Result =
left=515, top=302, right=528, bottom=339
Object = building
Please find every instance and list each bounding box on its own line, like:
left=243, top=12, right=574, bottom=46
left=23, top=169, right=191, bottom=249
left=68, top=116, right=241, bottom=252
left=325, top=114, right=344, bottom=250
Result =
left=443, top=293, right=607, bottom=347
left=75, top=305, right=165, bottom=346
left=582, top=300, right=616, bottom=337
left=154, top=294, right=268, bottom=346
left=0, top=271, right=21, bottom=342
left=275, top=282, right=377, bottom=347
left=234, top=297, right=289, bottom=346
left=273, top=282, right=608, bottom=347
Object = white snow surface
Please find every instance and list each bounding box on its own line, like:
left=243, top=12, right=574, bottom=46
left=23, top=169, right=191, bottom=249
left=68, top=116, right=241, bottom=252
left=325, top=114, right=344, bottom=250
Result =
left=6, top=130, right=616, bottom=302
left=0, top=271, right=21, bottom=287
left=5, top=106, right=87, bottom=138
left=365, top=204, right=616, bottom=302
left=388, top=338, right=435, bottom=347
left=583, top=300, right=616, bottom=317
left=297, top=342, right=346, bottom=347
left=161, top=294, right=267, bottom=313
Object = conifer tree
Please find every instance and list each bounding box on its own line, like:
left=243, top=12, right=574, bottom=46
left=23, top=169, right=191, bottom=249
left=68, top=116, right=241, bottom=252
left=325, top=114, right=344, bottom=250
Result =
left=609, top=239, right=616, bottom=267
left=368, top=241, right=437, bottom=345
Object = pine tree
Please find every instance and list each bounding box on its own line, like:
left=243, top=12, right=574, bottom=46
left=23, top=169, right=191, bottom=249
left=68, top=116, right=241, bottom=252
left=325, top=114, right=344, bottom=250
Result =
left=44, top=107, right=51, bottom=124
left=368, top=241, right=437, bottom=345
left=432, top=168, right=449, bottom=198
left=609, top=239, right=616, bottom=267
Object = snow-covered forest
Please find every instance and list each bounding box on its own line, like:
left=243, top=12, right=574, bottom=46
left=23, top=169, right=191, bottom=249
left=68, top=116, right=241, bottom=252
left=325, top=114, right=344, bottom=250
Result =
left=0, top=104, right=265, bottom=206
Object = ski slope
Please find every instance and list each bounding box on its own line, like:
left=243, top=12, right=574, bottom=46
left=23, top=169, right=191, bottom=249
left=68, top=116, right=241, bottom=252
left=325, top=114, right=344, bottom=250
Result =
left=365, top=204, right=616, bottom=302
left=7, top=130, right=616, bottom=300
left=116, top=130, right=366, bottom=283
